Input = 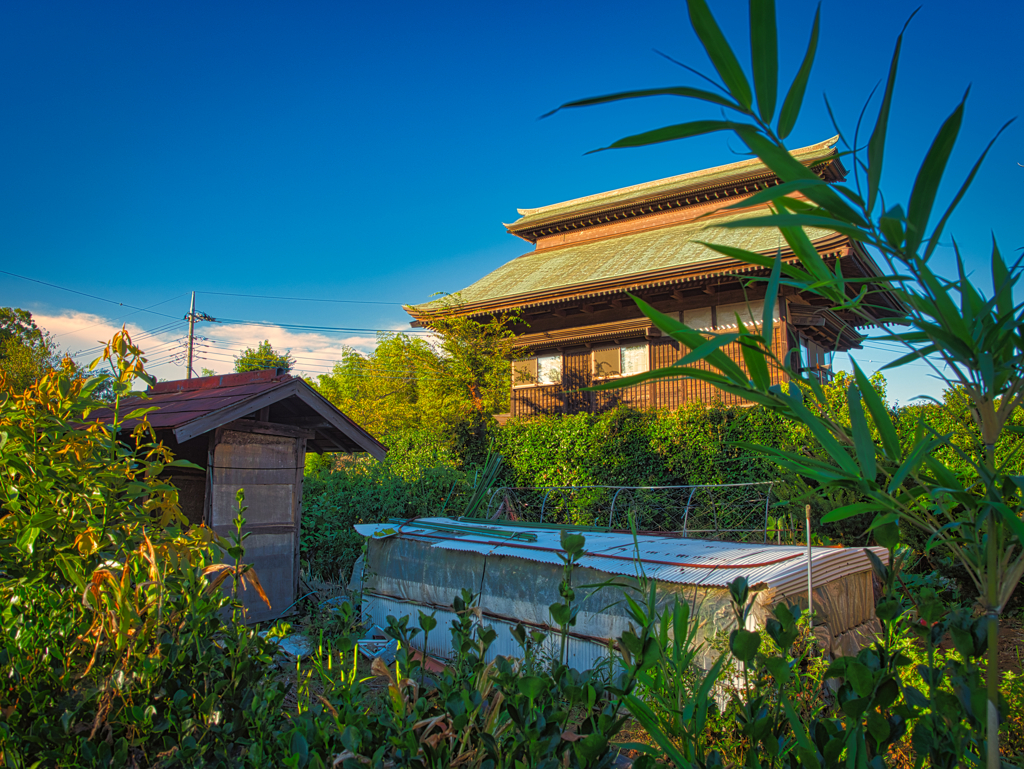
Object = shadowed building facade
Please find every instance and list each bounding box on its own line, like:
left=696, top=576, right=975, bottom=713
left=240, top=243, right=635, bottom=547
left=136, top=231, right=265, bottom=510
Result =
left=406, top=137, right=903, bottom=418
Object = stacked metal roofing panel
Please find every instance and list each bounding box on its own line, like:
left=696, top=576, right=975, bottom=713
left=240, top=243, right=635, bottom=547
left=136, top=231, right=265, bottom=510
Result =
left=354, top=518, right=886, bottom=591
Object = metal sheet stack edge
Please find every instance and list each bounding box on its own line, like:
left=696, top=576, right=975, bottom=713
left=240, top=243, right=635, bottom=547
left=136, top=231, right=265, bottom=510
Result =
left=354, top=518, right=888, bottom=591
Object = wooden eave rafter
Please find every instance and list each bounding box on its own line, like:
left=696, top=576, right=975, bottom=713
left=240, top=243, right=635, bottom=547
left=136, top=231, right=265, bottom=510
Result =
left=788, top=305, right=863, bottom=351
left=516, top=317, right=662, bottom=352
left=506, top=158, right=845, bottom=244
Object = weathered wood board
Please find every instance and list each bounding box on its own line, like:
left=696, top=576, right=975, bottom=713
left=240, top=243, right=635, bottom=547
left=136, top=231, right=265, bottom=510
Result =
left=209, top=428, right=304, bottom=624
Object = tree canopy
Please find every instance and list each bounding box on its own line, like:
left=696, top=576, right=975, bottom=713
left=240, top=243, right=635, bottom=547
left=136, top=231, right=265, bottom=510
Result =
left=0, top=308, right=72, bottom=391
left=232, top=340, right=294, bottom=373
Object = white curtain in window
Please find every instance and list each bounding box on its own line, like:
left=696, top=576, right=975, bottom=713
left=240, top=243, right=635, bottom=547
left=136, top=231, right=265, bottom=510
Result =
left=537, top=354, right=562, bottom=385
left=620, top=344, right=647, bottom=375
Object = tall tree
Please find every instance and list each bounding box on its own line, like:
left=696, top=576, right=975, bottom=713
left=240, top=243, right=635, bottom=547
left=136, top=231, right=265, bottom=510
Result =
left=0, top=308, right=69, bottom=391
left=233, top=340, right=294, bottom=373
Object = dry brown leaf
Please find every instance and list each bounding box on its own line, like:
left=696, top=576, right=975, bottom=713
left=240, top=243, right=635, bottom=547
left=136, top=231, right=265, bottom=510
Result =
left=240, top=566, right=272, bottom=609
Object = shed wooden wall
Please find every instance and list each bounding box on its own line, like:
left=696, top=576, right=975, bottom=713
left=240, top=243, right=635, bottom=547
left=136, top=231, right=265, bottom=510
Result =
left=208, top=428, right=305, bottom=624
left=511, top=322, right=788, bottom=417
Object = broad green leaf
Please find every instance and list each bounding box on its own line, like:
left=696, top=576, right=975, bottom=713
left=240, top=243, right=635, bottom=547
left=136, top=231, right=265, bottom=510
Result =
left=867, top=11, right=918, bottom=213
left=990, top=236, right=1013, bottom=319
left=686, top=0, right=753, bottom=109
left=540, top=85, right=739, bottom=118
left=761, top=249, right=783, bottom=342
left=887, top=433, right=939, bottom=493
left=730, top=628, right=761, bottom=661
left=593, top=120, right=732, bottom=153
left=717, top=212, right=865, bottom=241
left=852, top=361, right=901, bottom=461
left=923, top=118, right=1014, bottom=259
left=732, top=126, right=869, bottom=226
left=820, top=501, right=887, bottom=524
left=905, top=92, right=966, bottom=255
left=749, top=0, right=778, bottom=123
left=847, top=381, right=877, bottom=480
left=777, top=4, right=819, bottom=139
left=737, top=327, right=772, bottom=390
left=518, top=676, right=548, bottom=700
left=676, top=333, right=739, bottom=366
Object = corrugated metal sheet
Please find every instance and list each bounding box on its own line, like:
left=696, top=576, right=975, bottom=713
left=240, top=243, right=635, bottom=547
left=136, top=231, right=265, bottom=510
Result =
left=355, top=518, right=885, bottom=590
left=364, top=593, right=614, bottom=672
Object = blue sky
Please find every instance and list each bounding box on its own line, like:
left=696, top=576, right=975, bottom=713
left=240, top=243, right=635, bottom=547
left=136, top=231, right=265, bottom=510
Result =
left=1, top=0, right=1021, bottom=404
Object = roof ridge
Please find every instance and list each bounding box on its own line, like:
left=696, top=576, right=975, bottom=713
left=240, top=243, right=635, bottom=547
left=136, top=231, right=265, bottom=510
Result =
left=510, top=136, right=839, bottom=222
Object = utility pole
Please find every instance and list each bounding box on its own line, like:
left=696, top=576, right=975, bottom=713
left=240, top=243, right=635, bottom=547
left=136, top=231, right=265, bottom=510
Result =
left=186, top=291, right=196, bottom=379
left=184, top=293, right=217, bottom=379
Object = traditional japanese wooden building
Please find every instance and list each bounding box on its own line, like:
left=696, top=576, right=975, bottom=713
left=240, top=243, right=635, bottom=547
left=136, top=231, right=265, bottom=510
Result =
left=91, top=369, right=386, bottom=623
left=405, top=137, right=903, bottom=418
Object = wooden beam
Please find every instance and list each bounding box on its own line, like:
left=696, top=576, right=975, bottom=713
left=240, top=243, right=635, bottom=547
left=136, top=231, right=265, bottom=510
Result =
left=224, top=419, right=316, bottom=439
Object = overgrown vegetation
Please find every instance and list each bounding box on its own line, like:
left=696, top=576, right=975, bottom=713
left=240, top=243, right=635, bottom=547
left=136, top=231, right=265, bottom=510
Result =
left=543, top=0, right=1024, bottom=762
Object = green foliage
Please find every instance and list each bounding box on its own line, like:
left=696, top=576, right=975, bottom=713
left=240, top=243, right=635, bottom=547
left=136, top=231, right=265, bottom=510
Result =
left=301, top=435, right=468, bottom=580
left=0, top=330, right=291, bottom=767
left=311, top=297, right=523, bottom=460
left=547, top=0, right=1021, bottom=761
left=0, top=307, right=80, bottom=393
left=233, top=339, right=294, bottom=373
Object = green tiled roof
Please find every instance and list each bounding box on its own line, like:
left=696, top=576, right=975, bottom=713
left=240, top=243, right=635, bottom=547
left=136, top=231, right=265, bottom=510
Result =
left=409, top=211, right=835, bottom=313
left=507, top=136, right=839, bottom=231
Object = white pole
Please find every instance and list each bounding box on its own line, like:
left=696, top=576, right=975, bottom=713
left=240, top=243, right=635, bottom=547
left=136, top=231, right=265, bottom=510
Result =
left=806, top=503, right=813, bottom=619
left=186, top=291, right=196, bottom=379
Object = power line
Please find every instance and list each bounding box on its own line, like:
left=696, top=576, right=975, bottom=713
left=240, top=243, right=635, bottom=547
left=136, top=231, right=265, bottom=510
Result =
left=199, top=291, right=406, bottom=306
left=0, top=270, right=182, bottom=320
left=215, top=317, right=430, bottom=335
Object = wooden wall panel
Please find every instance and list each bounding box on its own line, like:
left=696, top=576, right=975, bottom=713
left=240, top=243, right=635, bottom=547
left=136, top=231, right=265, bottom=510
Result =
left=510, top=323, right=790, bottom=418
left=209, top=429, right=301, bottom=624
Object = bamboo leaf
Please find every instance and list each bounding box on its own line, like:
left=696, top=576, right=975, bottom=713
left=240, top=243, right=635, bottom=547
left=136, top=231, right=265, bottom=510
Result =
left=923, top=118, right=1014, bottom=259
left=676, top=333, right=740, bottom=366
left=905, top=91, right=966, bottom=255
left=540, top=86, right=739, bottom=119
left=749, top=0, right=778, bottom=123
left=990, top=236, right=1013, bottom=319
left=716, top=213, right=865, bottom=241
left=762, top=249, right=783, bottom=341
left=867, top=11, right=918, bottom=213
left=686, top=0, right=753, bottom=109
left=852, top=361, right=901, bottom=462
left=777, top=4, right=820, bottom=139
left=721, top=178, right=827, bottom=211
left=847, top=381, right=877, bottom=481
left=592, top=120, right=732, bottom=153
left=821, top=501, right=888, bottom=523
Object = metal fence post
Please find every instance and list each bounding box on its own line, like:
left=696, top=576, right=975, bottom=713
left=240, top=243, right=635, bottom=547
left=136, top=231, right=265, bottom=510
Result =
left=681, top=486, right=697, bottom=536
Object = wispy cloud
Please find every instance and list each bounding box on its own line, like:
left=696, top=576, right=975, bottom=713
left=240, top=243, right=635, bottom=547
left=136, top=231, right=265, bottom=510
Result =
left=35, top=310, right=389, bottom=382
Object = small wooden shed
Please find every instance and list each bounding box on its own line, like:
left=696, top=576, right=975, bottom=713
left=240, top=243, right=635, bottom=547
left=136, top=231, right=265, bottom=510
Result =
left=92, top=369, right=385, bottom=623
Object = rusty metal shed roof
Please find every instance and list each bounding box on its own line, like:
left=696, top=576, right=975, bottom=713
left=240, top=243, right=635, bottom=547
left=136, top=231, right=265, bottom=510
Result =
left=355, top=517, right=884, bottom=592
left=90, top=369, right=386, bottom=459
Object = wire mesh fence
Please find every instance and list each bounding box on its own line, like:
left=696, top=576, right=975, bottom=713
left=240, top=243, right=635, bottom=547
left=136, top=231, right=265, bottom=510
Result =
left=483, top=482, right=791, bottom=543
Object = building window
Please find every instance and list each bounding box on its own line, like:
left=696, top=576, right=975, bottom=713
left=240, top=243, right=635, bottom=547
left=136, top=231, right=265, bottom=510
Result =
left=716, top=299, right=779, bottom=329
left=593, top=343, right=648, bottom=379
left=620, top=344, right=647, bottom=376
left=512, top=353, right=562, bottom=387
left=537, top=353, right=562, bottom=385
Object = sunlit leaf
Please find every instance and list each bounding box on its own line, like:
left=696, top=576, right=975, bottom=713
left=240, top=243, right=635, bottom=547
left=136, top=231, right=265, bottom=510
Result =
left=777, top=5, right=820, bottom=139
left=686, top=0, right=753, bottom=109
left=749, top=0, right=778, bottom=123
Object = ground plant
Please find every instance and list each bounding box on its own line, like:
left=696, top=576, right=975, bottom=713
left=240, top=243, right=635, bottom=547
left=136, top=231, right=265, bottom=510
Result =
left=545, top=0, right=1024, bottom=764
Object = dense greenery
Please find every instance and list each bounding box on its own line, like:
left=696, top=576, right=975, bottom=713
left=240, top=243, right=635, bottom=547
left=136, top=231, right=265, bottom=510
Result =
left=233, top=340, right=294, bottom=373
left=546, top=0, right=1023, bottom=762
left=0, top=307, right=81, bottom=392
left=311, top=297, right=521, bottom=453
